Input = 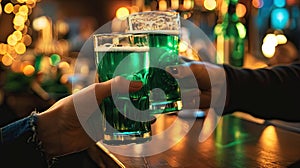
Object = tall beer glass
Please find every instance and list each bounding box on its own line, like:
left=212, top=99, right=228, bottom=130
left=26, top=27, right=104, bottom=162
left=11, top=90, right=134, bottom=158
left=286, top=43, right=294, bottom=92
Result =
left=127, top=11, right=182, bottom=114
left=94, top=33, right=151, bottom=145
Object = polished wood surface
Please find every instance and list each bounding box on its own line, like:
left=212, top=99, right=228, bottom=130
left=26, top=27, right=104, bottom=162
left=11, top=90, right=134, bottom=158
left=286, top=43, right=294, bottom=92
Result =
left=95, top=114, right=300, bottom=168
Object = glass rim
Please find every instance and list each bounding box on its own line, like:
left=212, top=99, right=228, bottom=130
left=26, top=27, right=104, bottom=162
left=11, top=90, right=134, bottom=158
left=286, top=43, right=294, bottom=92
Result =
left=93, top=32, right=149, bottom=38
left=129, top=10, right=179, bottom=15
left=127, top=10, right=181, bottom=32
left=126, top=30, right=180, bottom=35
left=93, top=33, right=150, bottom=51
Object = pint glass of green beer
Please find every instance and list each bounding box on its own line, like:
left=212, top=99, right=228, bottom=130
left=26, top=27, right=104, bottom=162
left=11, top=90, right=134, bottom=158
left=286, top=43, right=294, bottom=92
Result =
left=127, top=11, right=182, bottom=114
left=93, top=33, right=151, bottom=145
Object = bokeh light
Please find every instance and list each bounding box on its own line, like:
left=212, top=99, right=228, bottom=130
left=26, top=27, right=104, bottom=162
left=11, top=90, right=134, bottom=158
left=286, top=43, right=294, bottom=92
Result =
left=0, top=44, right=6, bottom=55
left=262, top=43, right=276, bottom=58
left=27, top=0, right=37, bottom=8
left=50, top=54, right=61, bottom=66
left=214, top=23, right=223, bottom=35
left=236, top=22, right=247, bottom=39
left=58, top=61, right=70, bottom=70
left=4, top=3, right=14, bottom=14
left=252, top=0, right=264, bottom=8
left=274, top=0, right=286, bottom=8
left=220, top=1, right=228, bottom=16
left=7, top=35, right=18, bottom=46
left=13, top=30, right=23, bottom=41
left=261, top=33, right=284, bottom=58
left=11, top=61, right=22, bottom=72
left=263, top=33, right=278, bottom=46
left=183, top=0, right=194, bottom=10
left=19, top=5, right=29, bottom=14
left=159, top=0, right=168, bottom=11
left=236, top=3, right=247, bottom=18
left=14, top=24, right=25, bottom=31
left=171, top=0, right=179, bottom=10
left=22, top=34, right=32, bottom=46
left=15, top=42, right=26, bottom=54
left=116, top=7, right=130, bottom=20
left=2, top=54, right=14, bottom=66
left=203, top=0, right=217, bottom=11
left=17, top=0, right=26, bottom=3
left=1, top=0, right=39, bottom=66
left=33, top=16, right=48, bottom=31
left=13, top=15, right=26, bottom=26
left=271, top=8, right=289, bottom=29
left=23, top=64, right=35, bottom=76
left=60, top=74, right=69, bottom=84
left=130, top=6, right=140, bottom=13
left=13, top=4, right=20, bottom=14
left=276, top=34, right=287, bottom=44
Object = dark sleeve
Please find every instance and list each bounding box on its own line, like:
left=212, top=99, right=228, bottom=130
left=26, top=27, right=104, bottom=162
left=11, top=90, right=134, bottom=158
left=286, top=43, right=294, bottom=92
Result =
left=223, top=63, right=300, bottom=122
left=0, top=113, right=48, bottom=168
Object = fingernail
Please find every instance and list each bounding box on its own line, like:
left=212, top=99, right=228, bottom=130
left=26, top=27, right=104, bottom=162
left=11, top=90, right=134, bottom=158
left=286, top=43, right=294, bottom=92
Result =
left=130, top=81, right=143, bottom=88
left=170, top=67, right=178, bottom=74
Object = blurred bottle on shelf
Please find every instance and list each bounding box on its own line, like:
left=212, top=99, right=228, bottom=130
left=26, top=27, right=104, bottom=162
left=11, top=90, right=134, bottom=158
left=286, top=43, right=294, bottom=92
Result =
left=214, top=0, right=246, bottom=67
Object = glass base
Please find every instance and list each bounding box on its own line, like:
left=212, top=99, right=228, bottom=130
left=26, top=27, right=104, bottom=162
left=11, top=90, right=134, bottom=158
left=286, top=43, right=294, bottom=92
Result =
left=149, top=100, right=182, bottom=114
left=103, top=131, right=152, bottom=145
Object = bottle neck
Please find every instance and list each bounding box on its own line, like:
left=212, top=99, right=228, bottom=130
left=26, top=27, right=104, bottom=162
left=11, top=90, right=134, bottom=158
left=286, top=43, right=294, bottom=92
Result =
left=228, top=2, right=236, bottom=15
left=224, top=2, right=238, bottom=23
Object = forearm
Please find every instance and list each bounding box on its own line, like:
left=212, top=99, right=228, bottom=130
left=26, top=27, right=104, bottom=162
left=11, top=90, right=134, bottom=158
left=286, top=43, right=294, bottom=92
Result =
left=223, top=63, right=300, bottom=121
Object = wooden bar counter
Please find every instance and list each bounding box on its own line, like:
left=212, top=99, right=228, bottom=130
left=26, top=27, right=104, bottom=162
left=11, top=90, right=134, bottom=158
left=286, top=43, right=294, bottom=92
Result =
left=92, top=112, right=300, bottom=168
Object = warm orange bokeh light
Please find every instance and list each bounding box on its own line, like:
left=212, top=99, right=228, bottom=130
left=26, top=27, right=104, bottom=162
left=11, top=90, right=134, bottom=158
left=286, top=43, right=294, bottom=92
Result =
left=23, top=64, right=35, bottom=76
left=159, top=0, right=168, bottom=11
left=58, top=61, right=70, bottom=70
left=13, top=30, right=23, bottom=41
left=60, top=74, right=69, bottom=84
left=13, top=15, right=26, bottom=27
left=204, top=0, right=217, bottom=11
left=0, top=44, right=7, bottom=55
left=116, top=7, right=130, bottom=20
left=4, top=3, right=14, bottom=14
left=252, top=0, right=264, bottom=9
left=183, top=0, right=194, bottom=10
left=22, top=34, right=32, bottom=46
left=171, top=0, right=179, bottom=10
left=13, top=4, right=20, bottom=14
left=19, top=5, right=29, bottom=15
left=236, top=3, right=247, bottom=18
left=2, top=54, right=14, bottom=66
left=15, top=42, right=26, bottom=54
left=7, top=35, right=18, bottom=46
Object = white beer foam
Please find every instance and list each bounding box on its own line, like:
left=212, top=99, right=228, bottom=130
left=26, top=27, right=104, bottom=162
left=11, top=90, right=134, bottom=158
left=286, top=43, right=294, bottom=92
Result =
left=94, top=46, right=149, bottom=52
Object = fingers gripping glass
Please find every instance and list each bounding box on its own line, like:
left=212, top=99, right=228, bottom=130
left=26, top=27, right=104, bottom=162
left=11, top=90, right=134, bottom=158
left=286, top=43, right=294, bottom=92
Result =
left=94, top=33, right=152, bottom=145
left=127, top=11, right=182, bottom=114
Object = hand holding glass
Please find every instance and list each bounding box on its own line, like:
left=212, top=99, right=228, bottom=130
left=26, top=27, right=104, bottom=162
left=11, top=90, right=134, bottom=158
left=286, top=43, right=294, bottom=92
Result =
left=127, top=11, right=182, bottom=114
left=94, top=33, right=151, bottom=145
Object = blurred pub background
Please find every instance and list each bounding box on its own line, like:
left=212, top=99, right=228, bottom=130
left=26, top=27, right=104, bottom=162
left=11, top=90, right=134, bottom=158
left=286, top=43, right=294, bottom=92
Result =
left=0, top=0, right=299, bottom=126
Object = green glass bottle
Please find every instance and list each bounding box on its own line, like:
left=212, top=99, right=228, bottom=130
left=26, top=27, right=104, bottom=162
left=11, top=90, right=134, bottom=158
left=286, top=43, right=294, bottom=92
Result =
left=214, top=0, right=246, bottom=67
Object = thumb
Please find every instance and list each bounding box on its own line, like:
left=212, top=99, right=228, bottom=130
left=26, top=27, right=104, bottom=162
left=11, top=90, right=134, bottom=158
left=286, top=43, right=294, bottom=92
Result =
left=111, top=76, right=143, bottom=94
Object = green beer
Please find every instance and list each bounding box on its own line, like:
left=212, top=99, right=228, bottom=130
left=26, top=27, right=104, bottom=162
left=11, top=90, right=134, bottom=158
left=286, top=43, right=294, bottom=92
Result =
left=94, top=34, right=151, bottom=145
left=127, top=11, right=182, bottom=114
left=147, top=32, right=182, bottom=113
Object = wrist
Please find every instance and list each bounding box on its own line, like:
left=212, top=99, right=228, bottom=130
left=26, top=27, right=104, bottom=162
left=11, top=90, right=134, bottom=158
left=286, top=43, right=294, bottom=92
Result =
left=36, top=110, right=58, bottom=144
